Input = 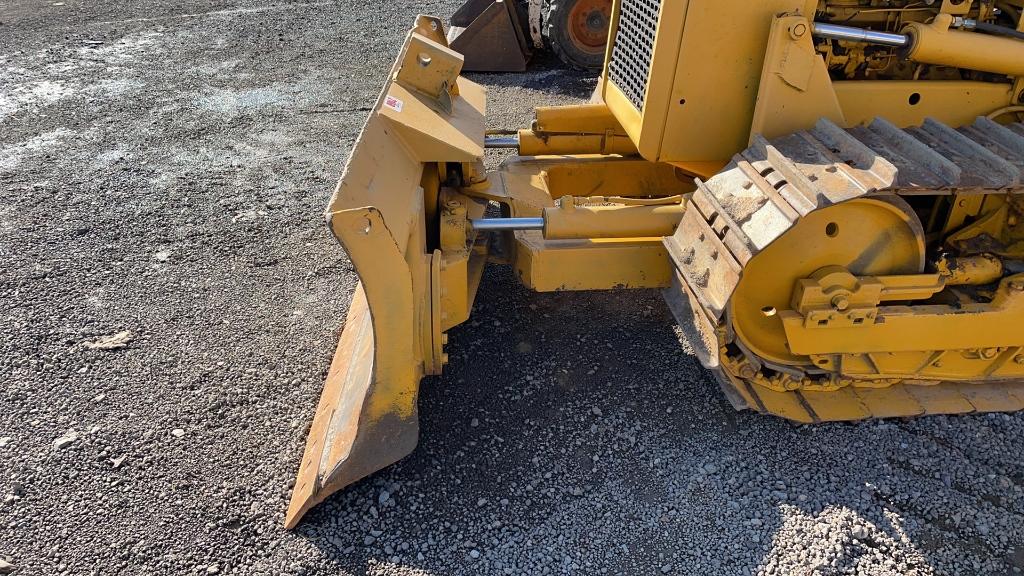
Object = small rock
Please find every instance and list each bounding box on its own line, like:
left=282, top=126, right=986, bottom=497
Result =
left=476, top=498, right=487, bottom=507
left=206, top=565, right=220, bottom=575
left=83, top=330, right=133, bottom=350
left=0, top=437, right=10, bottom=448
left=53, top=429, right=78, bottom=450
left=469, top=549, right=480, bottom=559
left=661, top=564, right=672, bottom=574
left=851, top=525, right=869, bottom=540
left=171, top=429, right=185, bottom=438
left=378, top=490, right=390, bottom=505
left=703, top=463, right=718, bottom=474
left=470, top=418, right=479, bottom=428
left=591, top=407, right=602, bottom=417
left=0, top=559, right=14, bottom=574
left=111, top=454, right=128, bottom=469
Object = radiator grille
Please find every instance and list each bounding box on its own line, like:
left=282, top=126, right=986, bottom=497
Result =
left=607, top=0, right=661, bottom=112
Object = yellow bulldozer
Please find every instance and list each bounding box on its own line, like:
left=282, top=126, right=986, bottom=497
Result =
left=285, top=0, right=1024, bottom=527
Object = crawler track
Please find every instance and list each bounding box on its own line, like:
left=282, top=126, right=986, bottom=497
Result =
left=666, top=117, right=1024, bottom=422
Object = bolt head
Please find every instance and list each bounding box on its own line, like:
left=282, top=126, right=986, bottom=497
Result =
left=831, top=294, right=850, bottom=311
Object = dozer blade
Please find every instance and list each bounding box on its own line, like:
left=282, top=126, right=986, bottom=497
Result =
left=286, top=16, right=485, bottom=528
left=448, top=0, right=530, bottom=72
left=286, top=280, right=416, bottom=528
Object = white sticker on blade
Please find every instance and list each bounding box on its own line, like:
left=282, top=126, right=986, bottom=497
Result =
left=383, top=95, right=403, bottom=113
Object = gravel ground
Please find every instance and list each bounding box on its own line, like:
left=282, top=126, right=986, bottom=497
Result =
left=3, top=1, right=1024, bottom=575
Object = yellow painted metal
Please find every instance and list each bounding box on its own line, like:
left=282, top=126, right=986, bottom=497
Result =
left=287, top=207, right=422, bottom=529
left=946, top=202, right=1024, bottom=258
left=791, top=269, right=946, bottom=310
left=746, top=18, right=1018, bottom=140
left=904, top=384, right=976, bottom=414
left=438, top=192, right=490, bottom=332
left=518, top=131, right=638, bottom=156
left=935, top=253, right=1004, bottom=286
left=515, top=233, right=671, bottom=291
left=749, top=15, right=846, bottom=141
left=729, top=197, right=926, bottom=366
left=782, top=274, right=1024, bottom=356
left=800, top=389, right=871, bottom=421
left=852, top=386, right=924, bottom=419
left=739, top=381, right=816, bottom=423
left=904, top=14, right=1024, bottom=78
left=835, top=82, right=1014, bottom=130
left=957, top=382, right=1024, bottom=413
left=594, top=2, right=1019, bottom=165
left=534, top=103, right=623, bottom=131
left=481, top=154, right=694, bottom=217
left=731, top=377, right=1024, bottom=423
left=600, top=0, right=821, bottom=163
left=543, top=201, right=685, bottom=239
left=517, top=103, right=637, bottom=155
left=477, top=154, right=692, bottom=291
left=287, top=18, right=488, bottom=528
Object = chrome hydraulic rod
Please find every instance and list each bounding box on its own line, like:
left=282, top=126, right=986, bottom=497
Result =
left=484, top=133, right=520, bottom=149
left=811, top=22, right=909, bottom=47
left=469, top=217, right=544, bottom=231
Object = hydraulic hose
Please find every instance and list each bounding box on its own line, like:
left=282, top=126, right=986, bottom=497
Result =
left=974, top=21, right=1024, bottom=41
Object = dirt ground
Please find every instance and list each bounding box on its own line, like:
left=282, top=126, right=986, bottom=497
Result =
left=2, top=1, right=1024, bottom=575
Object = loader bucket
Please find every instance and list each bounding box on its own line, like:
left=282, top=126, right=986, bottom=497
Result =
left=285, top=16, right=485, bottom=528
left=448, top=0, right=530, bottom=72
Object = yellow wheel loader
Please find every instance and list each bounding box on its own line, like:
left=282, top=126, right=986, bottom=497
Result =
left=285, top=1, right=1024, bottom=527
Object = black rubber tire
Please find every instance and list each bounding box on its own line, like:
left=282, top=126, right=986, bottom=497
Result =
left=542, top=0, right=608, bottom=72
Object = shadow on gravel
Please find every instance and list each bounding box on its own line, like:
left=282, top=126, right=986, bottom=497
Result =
left=465, top=52, right=599, bottom=100
left=293, top=263, right=1024, bottom=575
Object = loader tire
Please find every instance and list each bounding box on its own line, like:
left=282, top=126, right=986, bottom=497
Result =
left=543, top=0, right=610, bottom=72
